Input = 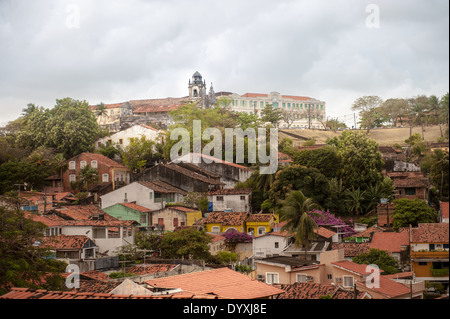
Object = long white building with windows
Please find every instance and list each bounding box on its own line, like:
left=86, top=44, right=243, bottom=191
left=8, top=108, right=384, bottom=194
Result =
left=226, top=91, right=326, bottom=129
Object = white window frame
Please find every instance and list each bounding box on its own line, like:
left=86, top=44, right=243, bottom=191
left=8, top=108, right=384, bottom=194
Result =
left=257, top=227, right=266, bottom=236
left=266, top=272, right=279, bottom=284
left=69, top=161, right=76, bottom=170
left=80, top=161, right=87, bottom=169
left=102, top=174, right=109, bottom=182
left=296, top=274, right=307, bottom=282
left=69, top=174, right=77, bottom=182
left=211, top=226, right=221, bottom=233
left=343, top=275, right=354, bottom=288
left=91, top=160, right=98, bottom=169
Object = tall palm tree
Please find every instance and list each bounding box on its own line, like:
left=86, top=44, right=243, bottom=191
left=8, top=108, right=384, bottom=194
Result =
left=280, top=190, right=321, bottom=260
left=345, top=187, right=367, bottom=215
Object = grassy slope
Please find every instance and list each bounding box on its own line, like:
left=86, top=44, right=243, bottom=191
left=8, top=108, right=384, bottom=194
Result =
left=279, top=125, right=446, bottom=147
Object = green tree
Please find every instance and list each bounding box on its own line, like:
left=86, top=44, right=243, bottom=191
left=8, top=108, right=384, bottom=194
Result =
left=159, top=228, right=212, bottom=260
left=379, top=98, right=409, bottom=127
left=292, top=145, right=341, bottom=179
left=408, top=95, right=430, bottom=140
left=421, top=149, right=449, bottom=200
left=345, top=187, right=367, bottom=215
left=260, top=104, right=283, bottom=127
left=353, top=248, right=399, bottom=274
left=328, top=130, right=384, bottom=191
left=351, top=96, right=384, bottom=132
left=268, top=164, right=331, bottom=208
left=0, top=160, right=54, bottom=194
left=280, top=190, right=321, bottom=260
left=391, top=199, right=437, bottom=231
left=16, top=98, right=101, bottom=158
left=0, top=206, right=67, bottom=294
left=121, top=136, right=155, bottom=175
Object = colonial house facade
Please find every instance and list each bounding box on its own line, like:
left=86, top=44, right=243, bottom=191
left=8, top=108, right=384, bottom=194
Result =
left=95, top=124, right=162, bottom=150
left=63, top=152, right=130, bottom=193
left=100, top=181, right=187, bottom=211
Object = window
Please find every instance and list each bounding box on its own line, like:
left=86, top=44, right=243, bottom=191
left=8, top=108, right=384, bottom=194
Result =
left=216, top=196, right=224, bottom=201
left=429, top=244, right=435, bottom=251
left=158, top=218, right=164, bottom=226
left=405, top=188, right=416, bottom=195
left=140, top=214, right=147, bottom=224
left=91, top=160, right=98, bottom=169
left=343, top=276, right=354, bottom=288
left=296, top=274, right=307, bottom=282
left=173, top=218, right=178, bottom=227
left=266, top=273, right=279, bottom=284
left=149, top=192, right=153, bottom=199
left=257, top=227, right=266, bottom=236
left=211, top=226, right=221, bottom=233
left=119, top=139, right=123, bottom=145
left=69, top=174, right=77, bottom=182
left=327, top=274, right=333, bottom=280
left=240, top=195, right=246, bottom=201
left=275, top=242, right=279, bottom=248
left=102, top=174, right=109, bottom=182
left=69, top=161, right=76, bottom=170
left=80, top=161, right=87, bottom=169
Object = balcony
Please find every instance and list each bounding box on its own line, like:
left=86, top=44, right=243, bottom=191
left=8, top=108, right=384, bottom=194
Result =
left=411, top=250, right=449, bottom=260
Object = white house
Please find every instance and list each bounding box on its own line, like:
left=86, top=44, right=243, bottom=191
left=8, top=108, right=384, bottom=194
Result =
left=24, top=210, right=136, bottom=257
left=95, top=124, right=162, bottom=150
left=252, top=230, right=289, bottom=259
left=100, top=181, right=187, bottom=210
left=207, top=188, right=252, bottom=212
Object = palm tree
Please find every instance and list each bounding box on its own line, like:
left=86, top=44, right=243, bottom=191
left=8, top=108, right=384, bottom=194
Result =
left=409, top=95, right=430, bottom=140
left=280, top=190, right=321, bottom=260
left=345, top=187, right=367, bottom=215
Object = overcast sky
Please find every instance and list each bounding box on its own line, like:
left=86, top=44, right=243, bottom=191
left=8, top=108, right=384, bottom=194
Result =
left=0, top=0, right=448, bottom=126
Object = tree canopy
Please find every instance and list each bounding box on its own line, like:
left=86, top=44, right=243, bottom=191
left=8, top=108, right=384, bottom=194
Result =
left=0, top=206, right=67, bottom=294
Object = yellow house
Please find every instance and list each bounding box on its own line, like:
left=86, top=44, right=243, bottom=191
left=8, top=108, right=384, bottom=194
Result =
left=201, top=212, right=248, bottom=234
left=246, top=214, right=279, bottom=237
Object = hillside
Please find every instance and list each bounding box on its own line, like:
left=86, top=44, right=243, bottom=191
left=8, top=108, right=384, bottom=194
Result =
left=279, top=125, right=446, bottom=147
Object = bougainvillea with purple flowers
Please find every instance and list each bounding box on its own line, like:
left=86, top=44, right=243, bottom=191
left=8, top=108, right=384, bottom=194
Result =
left=223, top=228, right=253, bottom=243
left=308, top=209, right=356, bottom=238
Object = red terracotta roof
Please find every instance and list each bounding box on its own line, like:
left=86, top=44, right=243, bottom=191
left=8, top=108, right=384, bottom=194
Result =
left=370, top=231, right=410, bottom=254
left=168, top=206, right=199, bottom=212
left=138, top=180, right=188, bottom=195
left=41, top=235, right=91, bottom=250
left=357, top=275, right=411, bottom=298
left=49, top=205, right=117, bottom=221
left=315, top=226, right=336, bottom=239
left=355, top=225, right=387, bottom=238
left=332, top=260, right=378, bottom=276
left=23, top=211, right=63, bottom=227
left=273, top=282, right=366, bottom=299
left=393, top=177, right=427, bottom=188
left=70, top=152, right=127, bottom=169
left=145, top=267, right=284, bottom=299
left=203, top=211, right=248, bottom=226
left=126, top=264, right=178, bottom=275
left=246, top=214, right=273, bottom=223
left=139, top=124, right=160, bottom=132
left=79, top=271, right=111, bottom=282
left=410, top=223, right=449, bottom=243
left=208, top=188, right=252, bottom=195
left=331, top=242, right=371, bottom=257
left=441, top=202, right=449, bottom=219
left=281, top=95, right=312, bottom=101
left=120, top=202, right=152, bottom=213
left=207, top=233, right=226, bottom=242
